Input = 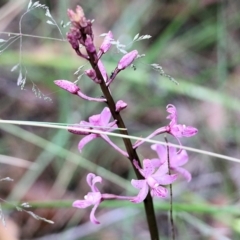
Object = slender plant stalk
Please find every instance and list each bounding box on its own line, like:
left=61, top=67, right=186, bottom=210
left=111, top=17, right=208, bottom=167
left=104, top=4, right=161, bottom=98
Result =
left=86, top=49, right=159, bottom=240
left=165, top=136, right=175, bottom=240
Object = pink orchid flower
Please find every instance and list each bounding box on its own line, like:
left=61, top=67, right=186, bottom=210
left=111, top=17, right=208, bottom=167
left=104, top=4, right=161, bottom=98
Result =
left=73, top=173, right=102, bottom=224
left=134, top=104, right=198, bottom=148
left=151, top=144, right=191, bottom=182
left=165, top=104, right=198, bottom=138
left=131, top=159, right=177, bottom=203
left=68, top=107, right=128, bottom=157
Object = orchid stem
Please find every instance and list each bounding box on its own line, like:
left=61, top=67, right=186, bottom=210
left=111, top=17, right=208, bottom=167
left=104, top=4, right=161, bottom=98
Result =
left=85, top=49, right=159, bottom=240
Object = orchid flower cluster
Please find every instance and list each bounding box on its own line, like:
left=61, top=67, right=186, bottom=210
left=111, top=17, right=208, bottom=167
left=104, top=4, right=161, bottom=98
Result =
left=54, top=5, right=198, bottom=229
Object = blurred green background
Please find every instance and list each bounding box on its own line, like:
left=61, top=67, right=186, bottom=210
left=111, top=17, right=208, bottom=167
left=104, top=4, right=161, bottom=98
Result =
left=0, top=0, right=240, bottom=239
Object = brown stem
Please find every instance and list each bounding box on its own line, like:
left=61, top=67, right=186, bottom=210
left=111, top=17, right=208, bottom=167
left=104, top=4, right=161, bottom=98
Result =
left=85, top=49, right=159, bottom=240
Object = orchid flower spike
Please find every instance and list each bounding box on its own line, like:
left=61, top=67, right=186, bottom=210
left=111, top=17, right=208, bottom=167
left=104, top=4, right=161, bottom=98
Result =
left=131, top=159, right=177, bottom=203
left=68, top=107, right=128, bottom=157
left=151, top=144, right=192, bottom=182
left=72, top=173, right=103, bottom=224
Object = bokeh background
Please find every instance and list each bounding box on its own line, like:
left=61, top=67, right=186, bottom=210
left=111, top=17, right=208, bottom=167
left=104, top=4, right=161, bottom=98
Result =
left=0, top=0, right=240, bottom=239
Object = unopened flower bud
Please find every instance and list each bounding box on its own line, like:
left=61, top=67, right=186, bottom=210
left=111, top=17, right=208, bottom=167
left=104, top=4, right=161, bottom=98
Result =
left=100, top=31, right=113, bottom=54
left=85, top=69, right=101, bottom=83
left=118, top=50, right=138, bottom=70
left=67, top=6, right=87, bottom=28
left=115, top=100, right=127, bottom=112
left=67, top=28, right=81, bottom=49
left=97, top=60, right=108, bottom=82
left=85, top=69, right=96, bottom=79
left=68, top=124, right=90, bottom=135
left=54, top=80, right=79, bottom=94
left=85, top=35, right=96, bottom=53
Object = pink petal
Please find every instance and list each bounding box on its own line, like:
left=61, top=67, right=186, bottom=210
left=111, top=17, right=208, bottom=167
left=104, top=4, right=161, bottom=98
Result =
left=141, top=159, right=155, bottom=178
left=90, top=202, right=101, bottom=224
left=79, top=120, right=92, bottom=127
left=89, top=114, right=101, bottom=125
left=150, top=158, right=162, bottom=168
left=78, top=134, right=98, bottom=152
left=171, top=149, right=188, bottom=167
left=131, top=181, right=149, bottom=203
left=166, top=104, right=177, bottom=125
left=86, top=173, right=96, bottom=187
left=182, top=126, right=198, bottom=137
left=86, top=192, right=102, bottom=205
left=153, top=163, right=168, bottom=177
left=170, top=124, right=198, bottom=138
left=100, top=107, right=111, bottom=126
left=152, top=173, right=177, bottom=185
left=131, top=179, right=146, bottom=189
left=151, top=186, right=168, bottom=198
left=173, top=167, right=192, bottom=182
left=170, top=124, right=185, bottom=138
left=168, top=146, right=177, bottom=156
left=72, top=200, right=92, bottom=209
left=151, top=144, right=167, bottom=164
left=91, top=176, right=102, bottom=192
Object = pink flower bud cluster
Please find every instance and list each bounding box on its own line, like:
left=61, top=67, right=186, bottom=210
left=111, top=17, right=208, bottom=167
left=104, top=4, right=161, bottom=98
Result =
left=65, top=6, right=139, bottom=86
left=66, top=6, right=94, bottom=55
